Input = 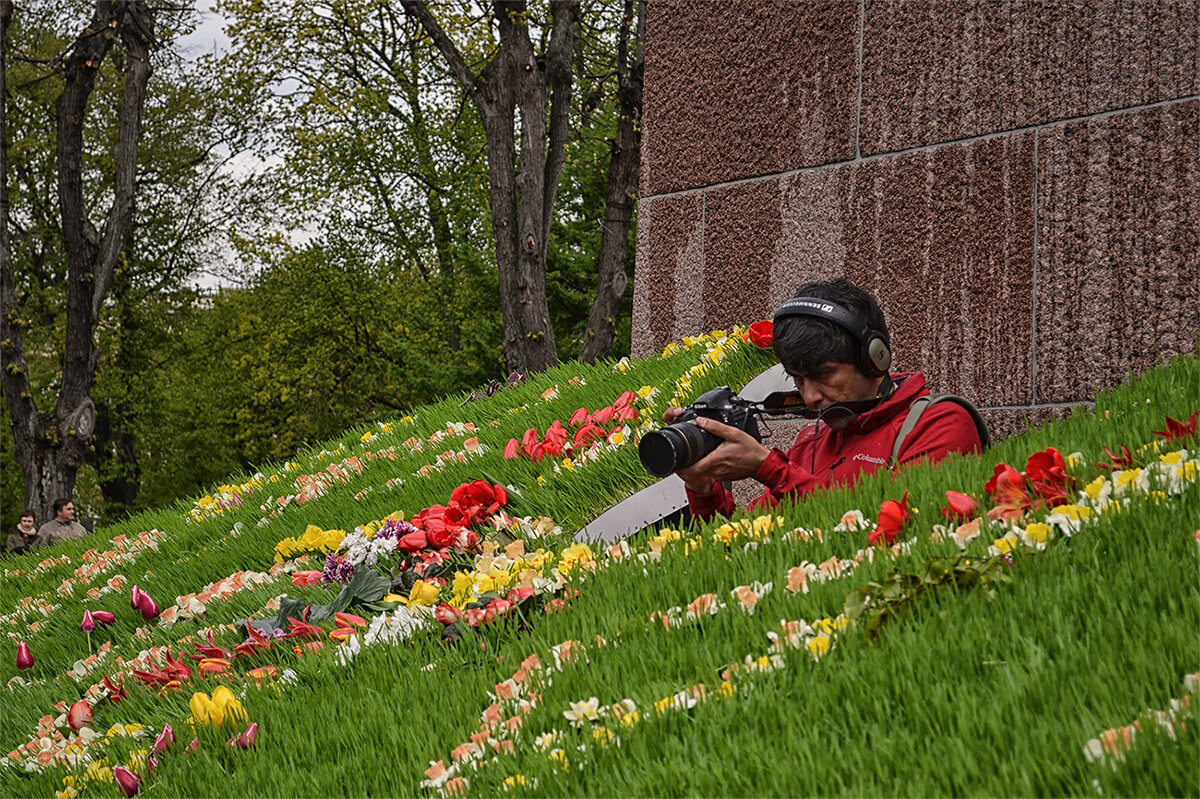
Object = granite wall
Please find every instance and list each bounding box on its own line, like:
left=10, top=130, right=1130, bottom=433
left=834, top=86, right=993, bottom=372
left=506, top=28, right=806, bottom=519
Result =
left=633, top=0, right=1200, bottom=435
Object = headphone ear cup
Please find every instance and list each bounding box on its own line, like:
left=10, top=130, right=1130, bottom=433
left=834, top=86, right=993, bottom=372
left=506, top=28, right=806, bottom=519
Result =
left=863, top=335, right=892, bottom=376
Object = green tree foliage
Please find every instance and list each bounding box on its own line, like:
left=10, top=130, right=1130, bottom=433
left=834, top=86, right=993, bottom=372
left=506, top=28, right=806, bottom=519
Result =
left=217, top=0, right=640, bottom=367
left=1, top=1, right=266, bottom=526
left=167, top=237, right=500, bottom=470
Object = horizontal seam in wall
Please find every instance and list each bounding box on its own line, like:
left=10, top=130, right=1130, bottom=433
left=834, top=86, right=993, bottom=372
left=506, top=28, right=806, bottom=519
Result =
left=755, top=400, right=1094, bottom=426
left=642, top=93, right=1200, bottom=202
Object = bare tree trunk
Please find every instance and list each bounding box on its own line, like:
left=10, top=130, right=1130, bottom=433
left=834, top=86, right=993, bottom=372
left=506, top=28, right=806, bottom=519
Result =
left=0, top=0, right=154, bottom=521
left=581, top=0, right=643, bottom=364
left=402, top=0, right=578, bottom=374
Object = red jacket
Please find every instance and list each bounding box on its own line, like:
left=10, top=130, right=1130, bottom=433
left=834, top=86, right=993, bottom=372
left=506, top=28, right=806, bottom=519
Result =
left=687, top=371, right=983, bottom=520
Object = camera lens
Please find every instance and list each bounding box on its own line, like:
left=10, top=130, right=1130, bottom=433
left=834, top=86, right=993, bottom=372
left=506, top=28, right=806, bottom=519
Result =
left=638, top=422, right=710, bottom=477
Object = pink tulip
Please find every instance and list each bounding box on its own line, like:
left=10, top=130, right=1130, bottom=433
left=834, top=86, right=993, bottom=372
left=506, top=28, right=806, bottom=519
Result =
left=130, top=585, right=143, bottom=609
left=185, top=738, right=199, bottom=754
left=81, top=610, right=96, bottom=633
left=92, top=610, right=116, bottom=625
left=16, top=641, right=33, bottom=671
left=228, top=722, right=258, bottom=750
left=153, top=723, right=174, bottom=754
left=147, top=754, right=159, bottom=776
left=136, top=590, right=160, bottom=620
left=113, top=765, right=141, bottom=797
left=67, top=699, right=92, bottom=731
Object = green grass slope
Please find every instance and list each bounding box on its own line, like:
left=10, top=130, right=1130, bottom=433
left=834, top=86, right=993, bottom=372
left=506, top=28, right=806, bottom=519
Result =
left=1, top=330, right=1197, bottom=798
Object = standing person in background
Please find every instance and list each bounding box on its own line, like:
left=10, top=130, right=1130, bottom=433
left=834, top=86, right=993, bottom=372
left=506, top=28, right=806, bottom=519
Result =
left=5, top=511, right=40, bottom=554
left=36, top=498, right=88, bottom=548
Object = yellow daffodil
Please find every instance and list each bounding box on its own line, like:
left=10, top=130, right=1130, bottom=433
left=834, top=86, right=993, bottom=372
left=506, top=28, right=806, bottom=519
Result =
left=300, top=525, right=325, bottom=550
left=85, top=759, right=113, bottom=783
left=992, top=535, right=1019, bottom=554
left=1024, top=522, right=1052, bottom=545
left=807, top=635, right=831, bottom=658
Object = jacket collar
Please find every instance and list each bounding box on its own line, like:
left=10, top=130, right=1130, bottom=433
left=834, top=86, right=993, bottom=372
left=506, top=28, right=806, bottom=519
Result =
left=844, top=371, right=927, bottom=434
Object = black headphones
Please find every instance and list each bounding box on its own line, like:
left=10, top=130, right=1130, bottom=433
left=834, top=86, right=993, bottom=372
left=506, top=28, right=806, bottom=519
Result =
left=772, top=297, right=892, bottom=377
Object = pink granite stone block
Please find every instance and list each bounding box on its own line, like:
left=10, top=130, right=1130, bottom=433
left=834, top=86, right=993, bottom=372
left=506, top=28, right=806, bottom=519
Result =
left=1035, top=101, right=1200, bottom=403
left=861, top=0, right=1200, bottom=155
left=632, top=193, right=705, bottom=358
left=642, top=0, right=858, bottom=196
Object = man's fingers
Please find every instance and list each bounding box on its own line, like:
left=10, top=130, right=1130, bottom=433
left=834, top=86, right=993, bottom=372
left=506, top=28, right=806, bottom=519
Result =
left=695, top=417, right=749, bottom=442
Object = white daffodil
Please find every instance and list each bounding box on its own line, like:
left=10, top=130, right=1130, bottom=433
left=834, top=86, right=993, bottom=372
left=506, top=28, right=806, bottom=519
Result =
left=563, top=697, right=602, bottom=727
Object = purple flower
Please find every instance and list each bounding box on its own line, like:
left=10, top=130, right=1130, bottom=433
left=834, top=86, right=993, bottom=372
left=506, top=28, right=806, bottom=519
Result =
left=322, top=551, right=356, bottom=584
left=374, top=519, right=417, bottom=541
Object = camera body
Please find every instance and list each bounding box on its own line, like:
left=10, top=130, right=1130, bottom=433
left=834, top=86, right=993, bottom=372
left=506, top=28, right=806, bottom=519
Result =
left=638, top=386, right=761, bottom=477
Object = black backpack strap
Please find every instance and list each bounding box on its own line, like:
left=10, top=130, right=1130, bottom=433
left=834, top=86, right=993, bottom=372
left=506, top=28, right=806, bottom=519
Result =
left=889, top=394, right=990, bottom=469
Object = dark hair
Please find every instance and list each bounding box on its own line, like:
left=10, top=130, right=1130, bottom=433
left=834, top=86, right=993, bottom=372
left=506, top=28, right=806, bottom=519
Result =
left=52, top=498, right=71, bottom=515
left=20, top=510, right=35, bottom=521
left=773, top=278, right=888, bottom=377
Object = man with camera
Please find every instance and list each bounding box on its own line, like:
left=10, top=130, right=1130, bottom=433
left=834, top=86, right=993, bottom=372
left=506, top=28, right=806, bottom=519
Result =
left=662, top=279, right=985, bottom=521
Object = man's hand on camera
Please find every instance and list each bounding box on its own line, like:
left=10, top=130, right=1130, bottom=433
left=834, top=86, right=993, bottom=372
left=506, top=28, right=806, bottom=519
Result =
left=675, top=417, right=769, bottom=495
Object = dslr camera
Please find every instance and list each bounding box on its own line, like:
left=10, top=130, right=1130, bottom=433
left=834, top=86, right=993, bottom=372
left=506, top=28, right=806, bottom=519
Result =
left=638, top=386, right=761, bottom=477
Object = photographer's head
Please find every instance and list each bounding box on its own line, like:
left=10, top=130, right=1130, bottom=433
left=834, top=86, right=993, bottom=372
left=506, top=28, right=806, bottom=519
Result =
left=772, top=279, right=892, bottom=429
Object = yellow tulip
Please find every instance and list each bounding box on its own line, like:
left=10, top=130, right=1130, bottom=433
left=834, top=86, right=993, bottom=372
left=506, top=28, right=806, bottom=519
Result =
left=191, top=688, right=245, bottom=728
left=408, top=580, right=440, bottom=606
left=189, top=691, right=212, bottom=725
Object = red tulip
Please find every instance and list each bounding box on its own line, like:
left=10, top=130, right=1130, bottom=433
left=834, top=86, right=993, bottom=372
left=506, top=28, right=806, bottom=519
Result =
left=613, top=390, right=637, bottom=409
left=334, top=611, right=368, bottom=629
left=502, top=438, right=520, bottom=460
left=113, top=765, right=141, bottom=797
left=197, top=657, right=232, bottom=674
left=985, top=462, right=1032, bottom=521
left=16, top=641, right=33, bottom=671
left=521, top=428, right=539, bottom=449
left=397, top=529, right=429, bottom=552
left=591, top=406, right=615, bottom=424
left=290, top=571, right=322, bottom=588
left=1152, top=409, right=1199, bottom=443
left=868, top=491, right=910, bottom=547
left=543, top=420, right=568, bottom=447
left=92, top=610, right=116, bottom=625
left=103, top=674, right=126, bottom=704
left=67, top=699, right=92, bottom=731
left=434, top=603, right=465, bottom=625
left=568, top=407, right=590, bottom=426
left=81, top=610, right=96, bottom=633
left=573, top=423, right=606, bottom=448
left=941, top=490, right=978, bottom=523
left=747, top=319, right=774, bottom=348
left=153, top=723, right=175, bottom=754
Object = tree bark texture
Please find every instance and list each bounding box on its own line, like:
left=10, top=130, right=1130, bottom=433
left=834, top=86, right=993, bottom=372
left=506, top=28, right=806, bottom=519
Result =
left=0, top=0, right=154, bottom=521
left=402, top=0, right=579, bottom=374
left=580, top=0, right=643, bottom=364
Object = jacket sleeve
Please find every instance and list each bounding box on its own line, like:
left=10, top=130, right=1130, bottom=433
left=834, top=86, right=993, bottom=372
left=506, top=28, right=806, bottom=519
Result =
left=686, top=482, right=737, bottom=522
left=896, top=402, right=983, bottom=466
left=747, top=447, right=821, bottom=510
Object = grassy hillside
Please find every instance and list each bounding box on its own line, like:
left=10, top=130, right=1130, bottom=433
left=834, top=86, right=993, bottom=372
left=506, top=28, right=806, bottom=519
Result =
left=1, top=329, right=1196, bottom=798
